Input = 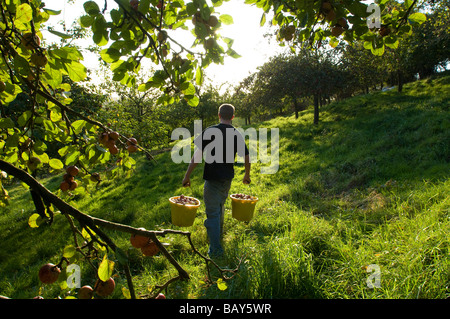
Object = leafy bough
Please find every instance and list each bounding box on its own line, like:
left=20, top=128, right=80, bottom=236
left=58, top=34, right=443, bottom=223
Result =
left=0, top=158, right=243, bottom=298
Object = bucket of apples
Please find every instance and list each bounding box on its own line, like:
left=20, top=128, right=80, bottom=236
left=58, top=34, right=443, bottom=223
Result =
left=230, top=193, right=258, bottom=222
left=169, top=194, right=201, bottom=227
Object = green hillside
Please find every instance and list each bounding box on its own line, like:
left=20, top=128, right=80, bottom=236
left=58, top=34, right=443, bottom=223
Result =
left=0, top=75, right=449, bottom=299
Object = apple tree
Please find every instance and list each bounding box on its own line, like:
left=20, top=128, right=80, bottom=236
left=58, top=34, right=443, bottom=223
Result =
left=0, top=0, right=241, bottom=299
left=253, top=0, right=426, bottom=56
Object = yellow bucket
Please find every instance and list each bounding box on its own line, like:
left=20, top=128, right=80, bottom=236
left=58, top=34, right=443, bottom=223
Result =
left=230, top=194, right=258, bottom=222
left=169, top=196, right=201, bottom=227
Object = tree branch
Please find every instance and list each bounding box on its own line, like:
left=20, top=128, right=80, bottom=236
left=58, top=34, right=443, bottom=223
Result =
left=0, top=159, right=189, bottom=294
left=0, top=160, right=242, bottom=298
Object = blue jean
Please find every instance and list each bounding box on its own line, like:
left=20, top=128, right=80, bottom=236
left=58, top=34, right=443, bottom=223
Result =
left=203, top=179, right=232, bottom=257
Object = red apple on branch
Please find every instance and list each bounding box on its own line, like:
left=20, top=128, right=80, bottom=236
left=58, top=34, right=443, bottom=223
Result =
left=95, top=277, right=115, bottom=297
left=38, top=263, right=61, bottom=284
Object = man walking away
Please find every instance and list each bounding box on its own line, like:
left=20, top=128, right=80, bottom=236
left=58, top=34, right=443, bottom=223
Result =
left=182, top=104, right=251, bottom=258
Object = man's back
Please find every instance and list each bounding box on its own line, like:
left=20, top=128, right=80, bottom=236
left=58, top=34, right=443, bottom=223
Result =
left=194, top=123, right=249, bottom=180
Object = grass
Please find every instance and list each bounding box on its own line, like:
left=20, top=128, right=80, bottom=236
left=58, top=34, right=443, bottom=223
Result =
left=0, top=74, right=449, bottom=299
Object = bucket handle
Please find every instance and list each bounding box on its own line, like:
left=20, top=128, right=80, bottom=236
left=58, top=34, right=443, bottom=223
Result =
left=184, top=185, right=194, bottom=197
left=236, top=181, right=254, bottom=196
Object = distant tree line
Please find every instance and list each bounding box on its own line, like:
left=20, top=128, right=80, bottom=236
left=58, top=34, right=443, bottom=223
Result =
left=229, top=1, right=449, bottom=125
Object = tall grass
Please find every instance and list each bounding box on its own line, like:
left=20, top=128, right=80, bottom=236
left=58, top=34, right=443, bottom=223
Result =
left=0, top=75, right=449, bottom=299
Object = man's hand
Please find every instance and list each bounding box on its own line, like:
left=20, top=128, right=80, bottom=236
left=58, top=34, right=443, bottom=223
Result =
left=182, top=176, right=191, bottom=187
left=243, top=173, right=251, bottom=185
left=182, top=149, right=200, bottom=187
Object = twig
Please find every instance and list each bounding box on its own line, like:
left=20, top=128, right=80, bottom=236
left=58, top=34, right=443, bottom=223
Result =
left=63, top=213, right=98, bottom=273
left=396, top=0, right=419, bottom=30
left=150, top=275, right=181, bottom=298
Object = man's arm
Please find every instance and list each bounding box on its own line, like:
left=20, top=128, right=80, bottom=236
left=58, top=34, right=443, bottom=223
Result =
left=243, top=154, right=251, bottom=184
left=182, top=148, right=202, bottom=187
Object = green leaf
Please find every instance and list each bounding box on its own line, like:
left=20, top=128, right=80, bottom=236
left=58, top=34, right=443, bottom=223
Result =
left=186, top=2, right=196, bottom=15
left=92, top=16, right=109, bottom=46
left=195, top=67, right=203, bottom=85
left=98, top=254, right=115, bottom=282
left=65, top=150, right=80, bottom=166
left=36, top=152, right=49, bottom=164
left=66, top=61, right=87, bottom=82
left=329, top=37, right=340, bottom=48
left=5, top=133, right=19, bottom=149
left=84, top=1, right=100, bottom=16
left=0, top=118, right=15, bottom=128
left=195, top=23, right=209, bottom=38
left=28, top=213, right=43, bottom=228
left=217, top=278, right=228, bottom=291
left=79, top=15, right=94, bottom=28
left=371, top=43, right=385, bottom=56
left=34, top=140, right=48, bottom=154
left=48, top=29, right=72, bottom=39
left=186, top=95, right=199, bottom=107
left=13, top=55, right=31, bottom=77
left=43, top=8, right=62, bottom=16
left=58, top=145, right=70, bottom=157
left=18, top=110, right=32, bottom=127
left=347, top=1, right=368, bottom=17
left=71, top=120, right=86, bottom=134
left=63, top=245, right=76, bottom=258
left=219, top=14, right=233, bottom=25
left=408, top=12, right=426, bottom=25
left=43, top=63, right=63, bottom=89
left=82, top=228, right=92, bottom=241
left=0, top=82, right=22, bottom=104
left=49, top=158, right=64, bottom=170
left=100, top=48, right=121, bottom=63
left=138, top=0, right=150, bottom=13
left=384, top=36, right=399, bottom=49
left=182, top=82, right=196, bottom=95
left=122, top=287, right=131, bottom=299
left=260, top=13, right=266, bottom=26
left=404, top=0, right=413, bottom=7
left=50, top=109, right=62, bottom=122
left=226, top=49, right=241, bottom=59
left=52, top=47, right=84, bottom=61
left=4, top=151, right=18, bottom=164
left=16, top=3, right=33, bottom=23
left=93, top=30, right=109, bottom=46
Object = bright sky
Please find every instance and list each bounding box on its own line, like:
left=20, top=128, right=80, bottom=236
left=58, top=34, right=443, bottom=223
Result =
left=42, top=0, right=286, bottom=89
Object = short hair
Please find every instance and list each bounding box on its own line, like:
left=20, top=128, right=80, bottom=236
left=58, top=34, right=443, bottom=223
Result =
left=218, top=104, right=235, bottom=121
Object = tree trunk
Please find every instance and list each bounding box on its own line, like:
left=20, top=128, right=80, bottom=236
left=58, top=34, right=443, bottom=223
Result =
left=293, top=98, right=299, bottom=119
left=398, top=70, right=403, bottom=93
left=313, top=94, right=319, bottom=125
